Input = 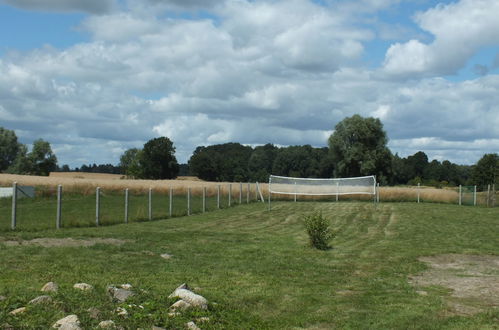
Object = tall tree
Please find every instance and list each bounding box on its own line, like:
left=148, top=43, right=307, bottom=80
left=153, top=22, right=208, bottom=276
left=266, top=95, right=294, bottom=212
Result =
left=120, top=148, right=143, bottom=178
left=28, top=139, right=58, bottom=176
left=140, top=137, right=179, bottom=179
left=6, top=144, right=32, bottom=174
left=0, top=127, right=20, bottom=172
left=471, top=153, right=499, bottom=187
left=328, top=115, right=392, bottom=183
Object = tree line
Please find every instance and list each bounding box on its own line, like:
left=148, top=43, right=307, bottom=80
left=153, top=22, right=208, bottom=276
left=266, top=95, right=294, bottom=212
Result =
left=2, top=115, right=498, bottom=188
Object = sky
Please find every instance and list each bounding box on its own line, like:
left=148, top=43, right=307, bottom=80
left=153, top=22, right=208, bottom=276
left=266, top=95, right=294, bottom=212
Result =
left=0, top=0, right=498, bottom=167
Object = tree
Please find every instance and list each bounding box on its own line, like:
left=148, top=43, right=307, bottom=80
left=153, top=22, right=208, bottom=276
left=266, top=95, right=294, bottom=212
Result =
left=248, top=144, right=278, bottom=182
left=120, top=148, right=143, bottom=178
left=0, top=127, right=20, bottom=172
left=140, top=137, right=179, bottom=179
left=328, top=115, right=392, bottom=183
left=471, top=153, right=499, bottom=188
left=28, top=139, right=58, bottom=176
left=6, top=144, right=32, bottom=174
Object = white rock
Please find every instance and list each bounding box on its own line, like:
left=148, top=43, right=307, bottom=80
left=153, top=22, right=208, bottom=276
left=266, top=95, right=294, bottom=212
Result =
left=115, top=307, right=128, bottom=316
left=170, top=299, right=192, bottom=311
left=186, top=321, right=200, bottom=330
left=120, top=284, right=132, bottom=290
left=73, top=283, right=93, bottom=291
left=41, top=282, right=58, bottom=292
left=9, top=307, right=26, bottom=315
left=108, top=286, right=134, bottom=302
left=168, top=289, right=207, bottom=309
left=197, top=317, right=210, bottom=323
left=160, top=253, right=172, bottom=259
left=29, top=295, right=53, bottom=305
left=52, top=315, right=81, bottom=329
left=98, top=320, right=116, bottom=328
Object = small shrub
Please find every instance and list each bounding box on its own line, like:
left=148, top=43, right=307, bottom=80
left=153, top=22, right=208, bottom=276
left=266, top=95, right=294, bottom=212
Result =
left=303, top=211, right=334, bottom=250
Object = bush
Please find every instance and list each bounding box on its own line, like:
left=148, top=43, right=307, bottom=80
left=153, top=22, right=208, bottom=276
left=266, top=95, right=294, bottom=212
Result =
left=303, top=211, right=334, bottom=250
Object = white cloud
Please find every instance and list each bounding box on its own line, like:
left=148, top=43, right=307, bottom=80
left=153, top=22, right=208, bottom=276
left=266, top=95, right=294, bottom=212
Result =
left=0, top=0, right=116, bottom=14
left=383, top=0, right=499, bottom=76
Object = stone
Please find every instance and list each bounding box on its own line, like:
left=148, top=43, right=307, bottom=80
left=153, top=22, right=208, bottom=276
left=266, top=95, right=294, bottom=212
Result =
left=87, top=307, right=101, bottom=319
left=168, top=288, right=207, bottom=309
left=41, top=282, right=59, bottom=292
left=98, top=320, right=116, bottom=328
left=52, top=315, right=81, bottom=329
left=416, top=290, right=428, bottom=296
left=115, top=307, right=128, bottom=316
left=160, top=253, right=172, bottom=260
left=197, top=317, right=210, bottom=323
left=74, top=283, right=93, bottom=291
left=29, top=295, right=53, bottom=305
left=9, top=307, right=26, bottom=315
left=186, top=321, right=200, bottom=330
left=169, top=299, right=192, bottom=311
left=108, top=286, right=134, bottom=302
left=120, top=284, right=132, bottom=290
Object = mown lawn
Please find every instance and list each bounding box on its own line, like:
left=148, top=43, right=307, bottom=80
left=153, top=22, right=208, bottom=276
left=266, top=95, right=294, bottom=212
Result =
left=0, top=201, right=498, bottom=329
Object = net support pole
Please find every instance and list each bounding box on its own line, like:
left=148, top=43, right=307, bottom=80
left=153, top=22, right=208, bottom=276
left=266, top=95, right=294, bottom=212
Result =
left=459, top=185, right=462, bottom=206
left=124, top=188, right=129, bottom=224
left=336, top=182, right=339, bottom=202
left=95, top=187, right=100, bottom=227
left=294, top=181, right=297, bottom=202
left=376, top=183, right=380, bottom=204
left=268, top=189, right=271, bottom=211
left=256, top=182, right=265, bottom=203
left=228, top=184, right=232, bottom=207
left=473, top=185, right=477, bottom=206
left=169, top=187, right=173, bottom=217
left=11, top=182, right=17, bottom=230
left=247, top=182, right=250, bottom=204
left=239, top=182, right=242, bottom=204
left=148, top=188, right=152, bottom=220
left=217, top=185, right=220, bottom=209
left=56, top=185, right=62, bottom=229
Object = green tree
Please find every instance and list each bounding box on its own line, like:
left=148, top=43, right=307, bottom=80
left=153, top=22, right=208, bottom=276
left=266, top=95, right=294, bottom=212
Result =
left=6, top=144, right=32, bottom=174
left=248, top=144, right=278, bottom=182
left=328, top=115, right=392, bottom=183
left=140, top=137, right=179, bottom=179
left=0, top=127, right=20, bottom=172
left=471, top=153, right=499, bottom=188
left=28, top=139, right=58, bottom=176
left=120, top=148, right=143, bottom=178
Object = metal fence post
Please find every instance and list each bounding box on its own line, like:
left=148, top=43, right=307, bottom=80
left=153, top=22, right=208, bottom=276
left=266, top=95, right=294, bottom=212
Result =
left=96, top=187, right=100, bottom=226
left=11, top=182, right=17, bottom=230
left=228, top=184, right=232, bottom=207
left=239, top=182, right=243, bottom=204
left=376, top=183, right=380, bottom=203
left=125, top=188, right=129, bottom=224
left=473, top=185, right=477, bottom=206
left=56, top=185, right=62, bottom=229
left=487, top=184, right=490, bottom=208
left=417, top=183, right=420, bottom=203
left=187, top=188, right=191, bottom=216
left=148, top=188, right=152, bottom=220
left=247, top=182, right=250, bottom=204
left=294, top=181, right=297, bottom=202
left=336, top=182, right=339, bottom=202
left=217, top=185, right=220, bottom=209
left=459, top=185, right=462, bottom=206
left=169, top=187, right=173, bottom=217
left=203, top=187, right=206, bottom=213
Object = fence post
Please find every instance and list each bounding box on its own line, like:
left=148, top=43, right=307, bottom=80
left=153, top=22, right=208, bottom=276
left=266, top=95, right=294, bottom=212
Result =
left=239, top=182, right=242, bottom=204
left=336, top=182, right=339, bottom=202
left=487, top=184, right=490, bottom=208
left=417, top=183, right=420, bottom=203
left=376, top=183, right=380, bottom=203
left=125, top=188, right=129, bottom=224
left=459, top=185, right=462, bottom=206
left=169, top=187, right=173, bottom=217
left=56, top=185, right=62, bottom=229
left=294, top=181, right=297, bottom=202
left=187, top=188, right=191, bottom=216
left=473, top=185, right=477, bottom=206
left=247, top=182, right=250, bottom=204
left=11, top=182, right=17, bottom=230
left=217, top=185, right=220, bottom=209
left=148, top=188, right=152, bottom=220
left=96, top=187, right=100, bottom=226
left=203, top=187, right=206, bottom=213
left=228, top=184, right=232, bottom=207
left=493, top=184, right=496, bottom=207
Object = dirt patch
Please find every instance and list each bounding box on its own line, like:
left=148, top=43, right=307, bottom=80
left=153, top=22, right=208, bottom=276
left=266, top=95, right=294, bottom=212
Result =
left=0, top=237, right=130, bottom=247
left=409, top=254, right=499, bottom=316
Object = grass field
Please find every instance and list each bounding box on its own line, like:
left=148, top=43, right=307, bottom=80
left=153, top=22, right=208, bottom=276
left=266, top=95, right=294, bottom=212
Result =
left=0, top=201, right=498, bottom=329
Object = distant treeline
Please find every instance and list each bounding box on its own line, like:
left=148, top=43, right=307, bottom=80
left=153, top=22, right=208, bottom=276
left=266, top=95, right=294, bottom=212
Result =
left=58, top=163, right=122, bottom=174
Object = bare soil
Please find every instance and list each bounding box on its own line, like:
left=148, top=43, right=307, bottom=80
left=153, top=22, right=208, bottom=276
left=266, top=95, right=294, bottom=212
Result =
left=0, top=237, right=130, bottom=247
left=409, top=254, right=499, bottom=316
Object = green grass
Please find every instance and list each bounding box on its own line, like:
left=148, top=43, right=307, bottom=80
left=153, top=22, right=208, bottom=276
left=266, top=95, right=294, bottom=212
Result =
left=0, top=201, right=498, bottom=329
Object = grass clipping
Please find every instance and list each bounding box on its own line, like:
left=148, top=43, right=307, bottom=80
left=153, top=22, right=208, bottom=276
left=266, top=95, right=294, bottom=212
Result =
left=303, top=211, right=335, bottom=250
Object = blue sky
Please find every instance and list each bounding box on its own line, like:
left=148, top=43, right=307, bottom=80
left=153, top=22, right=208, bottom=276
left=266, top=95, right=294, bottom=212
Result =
left=0, top=0, right=498, bottom=167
